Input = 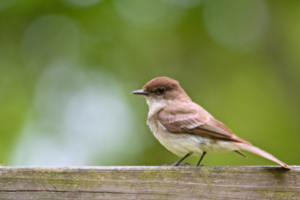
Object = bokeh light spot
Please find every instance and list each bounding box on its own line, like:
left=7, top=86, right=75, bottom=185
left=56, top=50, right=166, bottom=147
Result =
left=163, top=0, right=202, bottom=8
left=11, top=63, right=136, bottom=166
left=113, top=0, right=185, bottom=29
left=203, top=0, right=269, bottom=51
left=0, top=0, right=18, bottom=12
left=21, top=15, right=80, bottom=69
left=63, top=0, right=103, bottom=7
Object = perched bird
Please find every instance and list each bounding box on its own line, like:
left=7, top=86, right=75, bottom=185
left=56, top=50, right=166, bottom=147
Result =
left=132, top=77, right=291, bottom=169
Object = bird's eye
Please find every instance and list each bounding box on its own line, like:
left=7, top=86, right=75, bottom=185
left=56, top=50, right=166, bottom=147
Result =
left=157, top=87, right=165, bottom=94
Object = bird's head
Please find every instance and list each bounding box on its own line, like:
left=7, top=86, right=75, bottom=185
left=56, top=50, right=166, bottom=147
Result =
left=132, top=77, right=190, bottom=109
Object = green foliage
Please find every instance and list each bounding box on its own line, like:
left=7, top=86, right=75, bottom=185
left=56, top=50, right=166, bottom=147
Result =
left=0, top=0, right=299, bottom=166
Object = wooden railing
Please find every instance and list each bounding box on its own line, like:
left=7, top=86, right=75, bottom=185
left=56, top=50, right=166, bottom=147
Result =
left=0, top=166, right=299, bottom=199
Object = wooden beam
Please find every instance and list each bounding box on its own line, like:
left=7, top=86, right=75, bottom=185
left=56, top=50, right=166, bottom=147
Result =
left=0, top=166, right=299, bottom=199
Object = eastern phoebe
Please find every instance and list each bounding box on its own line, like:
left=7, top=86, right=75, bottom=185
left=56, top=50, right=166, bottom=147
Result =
left=132, top=77, right=291, bottom=169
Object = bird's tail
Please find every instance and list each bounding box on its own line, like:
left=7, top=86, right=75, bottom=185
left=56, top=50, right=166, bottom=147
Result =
left=234, top=143, right=291, bottom=170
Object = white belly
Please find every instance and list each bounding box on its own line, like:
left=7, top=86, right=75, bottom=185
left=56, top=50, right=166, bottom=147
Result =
left=148, top=120, right=238, bottom=157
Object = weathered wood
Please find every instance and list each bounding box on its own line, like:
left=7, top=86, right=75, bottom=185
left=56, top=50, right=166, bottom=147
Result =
left=0, top=166, right=299, bottom=200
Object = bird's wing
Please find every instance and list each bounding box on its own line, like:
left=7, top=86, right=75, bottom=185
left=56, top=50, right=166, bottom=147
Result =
left=157, top=102, right=251, bottom=145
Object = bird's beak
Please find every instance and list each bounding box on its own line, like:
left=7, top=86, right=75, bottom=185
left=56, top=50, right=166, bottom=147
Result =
left=132, top=89, right=149, bottom=95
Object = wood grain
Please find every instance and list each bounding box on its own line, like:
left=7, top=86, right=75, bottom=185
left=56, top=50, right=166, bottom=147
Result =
left=0, top=166, right=299, bottom=200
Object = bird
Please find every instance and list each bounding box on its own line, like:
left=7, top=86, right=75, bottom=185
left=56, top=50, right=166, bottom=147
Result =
left=132, top=76, right=291, bottom=169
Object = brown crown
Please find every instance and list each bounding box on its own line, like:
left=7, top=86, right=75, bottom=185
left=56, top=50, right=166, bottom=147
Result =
left=143, top=77, right=180, bottom=93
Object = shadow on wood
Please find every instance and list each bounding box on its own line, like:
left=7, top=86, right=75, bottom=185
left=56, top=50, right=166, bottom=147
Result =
left=0, top=166, right=299, bottom=199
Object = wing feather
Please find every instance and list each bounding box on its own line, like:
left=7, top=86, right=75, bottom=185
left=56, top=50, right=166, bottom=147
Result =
left=157, top=102, right=251, bottom=145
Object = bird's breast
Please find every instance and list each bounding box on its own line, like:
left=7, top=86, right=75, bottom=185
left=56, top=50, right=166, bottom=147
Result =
left=147, top=115, right=238, bottom=157
left=147, top=116, right=205, bottom=157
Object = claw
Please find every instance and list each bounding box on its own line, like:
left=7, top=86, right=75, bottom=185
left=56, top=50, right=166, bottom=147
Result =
left=174, top=162, right=191, bottom=167
left=181, top=163, right=191, bottom=166
left=162, top=163, right=190, bottom=167
left=164, top=153, right=193, bottom=167
left=163, top=164, right=179, bottom=167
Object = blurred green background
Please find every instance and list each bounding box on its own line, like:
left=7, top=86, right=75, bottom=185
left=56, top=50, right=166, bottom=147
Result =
left=0, top=0, right=299, bottom=167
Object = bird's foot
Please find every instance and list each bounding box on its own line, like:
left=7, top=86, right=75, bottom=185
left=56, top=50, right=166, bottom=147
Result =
left=178, top=163, right=191, bottom=166
left=162, top=163, right=191, bottom=167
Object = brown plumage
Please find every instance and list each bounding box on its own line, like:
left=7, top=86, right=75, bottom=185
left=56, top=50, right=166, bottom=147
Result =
left=158, top=102, right=251, bottom=145
left=133, top=76, right=291, bottom=169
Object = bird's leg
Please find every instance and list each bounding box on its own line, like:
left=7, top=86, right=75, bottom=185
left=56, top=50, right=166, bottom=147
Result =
left=197, top=152, right=207, bottom=166
left=172, top=153, right=192, bottom=166
left=181, top=162, right=191, bottom=166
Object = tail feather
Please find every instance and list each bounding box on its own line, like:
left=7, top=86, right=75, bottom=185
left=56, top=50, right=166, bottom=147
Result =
left=234, top=150, right=247, bottom=158
left=234, top=143, right=291, bottom=170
